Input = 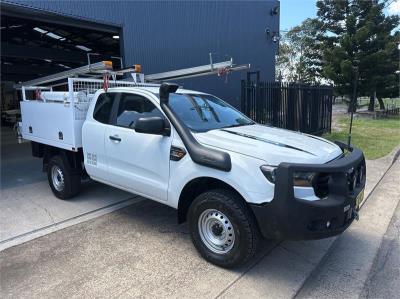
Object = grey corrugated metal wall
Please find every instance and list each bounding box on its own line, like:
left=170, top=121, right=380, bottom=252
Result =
left=5, top=0, right=279, bottom=107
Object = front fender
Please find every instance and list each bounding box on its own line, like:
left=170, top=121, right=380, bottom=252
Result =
left=167, top=147, right=273, bottom=209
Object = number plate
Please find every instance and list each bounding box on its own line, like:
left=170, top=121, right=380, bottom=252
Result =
left=355, top=188, right=365, bottom=211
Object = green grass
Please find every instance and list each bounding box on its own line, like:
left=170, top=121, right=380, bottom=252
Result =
left=324, top=116, right=400, bottom=160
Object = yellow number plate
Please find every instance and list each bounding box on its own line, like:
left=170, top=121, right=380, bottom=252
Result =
left=355, top=188, right=365, bottom=211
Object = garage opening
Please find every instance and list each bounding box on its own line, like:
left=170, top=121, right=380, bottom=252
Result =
left=1, top=4, right=122, bottom=190
left=1, top=4, right=122, bottom=126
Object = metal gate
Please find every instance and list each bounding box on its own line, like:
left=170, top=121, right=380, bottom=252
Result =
left=241, top=73, right=333, bottom=135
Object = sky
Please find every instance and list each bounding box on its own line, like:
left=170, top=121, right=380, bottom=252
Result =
left=280, top=0, right=400, bottom=32
left=280, top=0, right=317, bottom=31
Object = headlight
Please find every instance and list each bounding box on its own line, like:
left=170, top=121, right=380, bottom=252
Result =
left=260, top=165, right=316, bottom=187
left=260, top=165, right=277, bottom=184
left=293, top=172, right=316, bottom=187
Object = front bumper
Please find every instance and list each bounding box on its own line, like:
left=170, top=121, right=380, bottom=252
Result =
left=250, top=142, right=366, bottom=240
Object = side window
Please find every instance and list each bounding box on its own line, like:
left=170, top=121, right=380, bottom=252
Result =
left=116, top=93, right=163, bottom=129
left=93, top=93, right=114, bottom=124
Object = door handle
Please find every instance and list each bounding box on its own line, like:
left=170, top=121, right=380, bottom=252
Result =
left=109, top=135, right=121, bottom=142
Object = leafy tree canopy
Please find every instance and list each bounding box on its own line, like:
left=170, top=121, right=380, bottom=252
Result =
left=316, top=0, right=399, bottom=104
left=276, top=0, right=399, bottom=111
left=276, top=18, right=325, bottom=84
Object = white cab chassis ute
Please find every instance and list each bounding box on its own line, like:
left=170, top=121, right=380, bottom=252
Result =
left=19, top=65, right=366, bottom=268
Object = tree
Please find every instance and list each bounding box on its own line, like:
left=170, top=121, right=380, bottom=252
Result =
left=317, top=0, right=356, bottom=103
left=358, top=1, right=400, bottom=110
left=287, top=18, right=325, bottom=84
left=316, top=0, right=399, bottom=111
left=275, top=41, right=297, bottom=82
left=276, top=18, right=324, bottom=83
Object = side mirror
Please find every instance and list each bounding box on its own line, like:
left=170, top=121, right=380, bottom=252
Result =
left=135, top=117, right=169, bottom=136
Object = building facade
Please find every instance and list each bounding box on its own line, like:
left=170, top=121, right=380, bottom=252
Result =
left=2, top=0, right=280, bottom=107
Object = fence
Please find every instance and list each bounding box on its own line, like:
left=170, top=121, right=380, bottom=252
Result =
left=241, top=74, right=333, bottom=135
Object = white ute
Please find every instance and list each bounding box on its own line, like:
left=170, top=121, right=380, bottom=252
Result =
left=18, top=61, right=366, bottom=267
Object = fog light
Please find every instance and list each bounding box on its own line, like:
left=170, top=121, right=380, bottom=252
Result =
left=326, top=221, right=331, bottom=228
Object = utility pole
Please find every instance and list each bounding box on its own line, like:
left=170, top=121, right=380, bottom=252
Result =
left=348, top=65, right=359, bottom=147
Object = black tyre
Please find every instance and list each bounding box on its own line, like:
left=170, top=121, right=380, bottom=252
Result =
left=188, top=189, right=260, bottom=268
left=47, top=155, right=81, bottom=199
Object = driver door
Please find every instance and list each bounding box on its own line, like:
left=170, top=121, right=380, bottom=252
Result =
left=105, top=92, right=172, bottom=202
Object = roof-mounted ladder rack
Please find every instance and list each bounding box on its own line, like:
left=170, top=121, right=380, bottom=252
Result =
left=144, top=60, right=250, bottom=82
left=16, top=55, right=251, bottom=88
left=15, top=61, right=114, bottom=88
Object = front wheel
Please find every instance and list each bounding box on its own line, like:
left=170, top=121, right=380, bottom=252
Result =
left=47, top=155, right=81, bottom=199
left=188, top=189, right=260, bottom=268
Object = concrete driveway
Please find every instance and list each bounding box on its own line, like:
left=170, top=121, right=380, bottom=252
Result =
left=0, top=127, right=140, bottom=249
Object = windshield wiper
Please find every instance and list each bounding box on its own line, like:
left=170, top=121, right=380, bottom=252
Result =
left=200, top=97, right=220, bottom=123
left=184, top=94, right=206, bottom=121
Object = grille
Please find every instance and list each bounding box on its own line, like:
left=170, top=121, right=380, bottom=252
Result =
left=346, top=163, right=365, bottom=192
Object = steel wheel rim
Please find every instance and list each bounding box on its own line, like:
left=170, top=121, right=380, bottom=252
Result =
left=198, top=209, right=235, bottom=254
left=51, top=165, right=65, bottom=192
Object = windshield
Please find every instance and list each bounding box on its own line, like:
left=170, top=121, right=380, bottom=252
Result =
left=168, top=93, right=254, bottom=132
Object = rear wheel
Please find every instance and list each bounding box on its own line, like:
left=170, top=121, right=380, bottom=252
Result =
left=188, top=189, right=260, bottom=268
left=47, top=155, right=81, bottom=199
